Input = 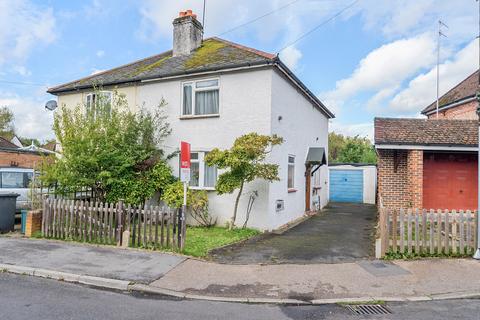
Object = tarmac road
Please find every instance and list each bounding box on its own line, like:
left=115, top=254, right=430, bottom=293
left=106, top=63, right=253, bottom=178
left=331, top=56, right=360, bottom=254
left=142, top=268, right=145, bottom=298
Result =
left=1, top=273, right=479, bottom=320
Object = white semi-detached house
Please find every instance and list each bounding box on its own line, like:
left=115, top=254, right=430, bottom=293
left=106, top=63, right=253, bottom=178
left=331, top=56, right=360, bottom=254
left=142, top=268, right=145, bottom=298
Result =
left=47, top=10, right=334, bottom=231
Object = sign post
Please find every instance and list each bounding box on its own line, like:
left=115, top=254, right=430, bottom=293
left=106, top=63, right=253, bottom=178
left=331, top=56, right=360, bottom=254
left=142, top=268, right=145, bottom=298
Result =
left=179, top=141, right=191, bottom=250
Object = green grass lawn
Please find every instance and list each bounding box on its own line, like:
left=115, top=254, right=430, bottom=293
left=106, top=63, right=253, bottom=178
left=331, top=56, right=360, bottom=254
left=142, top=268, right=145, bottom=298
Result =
left=183, top=226, right=260, bottom=257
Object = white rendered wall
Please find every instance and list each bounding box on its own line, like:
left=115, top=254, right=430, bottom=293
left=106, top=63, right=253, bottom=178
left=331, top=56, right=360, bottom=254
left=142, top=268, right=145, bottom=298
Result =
left=138, top=68, right=273, bottom=230
left=267, top=69, right=330, bottom=231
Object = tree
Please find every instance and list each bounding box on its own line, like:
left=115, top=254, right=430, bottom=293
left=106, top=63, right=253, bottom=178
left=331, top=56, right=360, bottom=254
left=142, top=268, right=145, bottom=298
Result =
left=205, top=133, right=283, bottom=229
left=328, top=132, right=376, bottom=164
left=41, top=91, right=173, bottom=204
left=0, top=106, right=14, bottom=137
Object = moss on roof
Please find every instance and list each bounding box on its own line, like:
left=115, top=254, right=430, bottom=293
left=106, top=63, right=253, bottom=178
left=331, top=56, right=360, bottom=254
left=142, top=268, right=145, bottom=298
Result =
left=48, top=37, right=275, bottom=94
left=131, top=55, right=171, bottom=77
left=184, top=39, right=227, bottom=69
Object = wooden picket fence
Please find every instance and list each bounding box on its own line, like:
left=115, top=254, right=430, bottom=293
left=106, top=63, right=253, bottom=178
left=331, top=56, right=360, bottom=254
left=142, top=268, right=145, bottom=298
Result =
left=41, top=197, right=186, bottom=251
left=378, top=208, right=478, bottom=257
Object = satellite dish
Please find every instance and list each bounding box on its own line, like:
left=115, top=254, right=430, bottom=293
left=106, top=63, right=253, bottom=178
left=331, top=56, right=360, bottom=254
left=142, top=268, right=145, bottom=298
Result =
left=45, top=100, right=58, bottom=111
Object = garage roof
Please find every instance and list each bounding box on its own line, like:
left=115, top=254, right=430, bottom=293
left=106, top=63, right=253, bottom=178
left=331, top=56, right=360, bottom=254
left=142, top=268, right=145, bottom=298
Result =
left=374, top=118, right=478, bottom=147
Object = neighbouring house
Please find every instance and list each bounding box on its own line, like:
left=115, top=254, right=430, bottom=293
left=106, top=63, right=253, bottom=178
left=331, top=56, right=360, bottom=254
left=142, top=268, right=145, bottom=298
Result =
left=0, top=137, right=47, bottom=168
left=421, top=69, right=479, bottom=120
left=10, top=135, right=24, bottom=148
left=375, top=118, right=477, bottom=210
left=46, top=10, right=334, bottom=231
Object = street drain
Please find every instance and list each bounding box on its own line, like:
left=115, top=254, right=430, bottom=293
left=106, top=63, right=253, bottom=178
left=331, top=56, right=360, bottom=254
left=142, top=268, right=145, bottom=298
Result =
left=345, top=304, right=392, bottom=315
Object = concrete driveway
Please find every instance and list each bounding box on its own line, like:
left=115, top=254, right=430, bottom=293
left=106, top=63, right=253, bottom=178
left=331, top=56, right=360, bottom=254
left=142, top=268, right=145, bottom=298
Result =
left=210, top=203, right=377, bottom=264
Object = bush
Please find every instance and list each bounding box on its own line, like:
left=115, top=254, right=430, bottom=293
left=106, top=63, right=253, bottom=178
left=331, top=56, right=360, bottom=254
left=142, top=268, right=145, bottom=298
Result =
left=162, top=182, right=216, bottom=227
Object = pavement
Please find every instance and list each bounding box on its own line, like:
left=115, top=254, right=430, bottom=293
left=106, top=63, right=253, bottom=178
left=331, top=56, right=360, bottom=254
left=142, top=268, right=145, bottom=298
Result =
left=1, top=237, right=480, bottom=305
left=2, top=273, right=480, bottom=320
left=0, top=237, right=185, bottom=283
left=210, top=203, right=377, bottom=264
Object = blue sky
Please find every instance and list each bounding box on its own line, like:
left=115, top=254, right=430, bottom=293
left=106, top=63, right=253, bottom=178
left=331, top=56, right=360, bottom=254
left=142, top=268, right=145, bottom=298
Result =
left=0, top=0, right=478, bottom=140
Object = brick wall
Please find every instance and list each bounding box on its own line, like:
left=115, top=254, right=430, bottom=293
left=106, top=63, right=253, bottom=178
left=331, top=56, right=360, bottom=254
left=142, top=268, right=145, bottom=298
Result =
left=377, top=149, right=424, bottom=209
left=427, top=100, right=478, bottom=120
left=377, top=149, right=409, bottom=208
left=25, top=210, right=42, bottom=237
left=0, top=150, right=43, bottom=168
left=407, top=149, right=423, bottom=209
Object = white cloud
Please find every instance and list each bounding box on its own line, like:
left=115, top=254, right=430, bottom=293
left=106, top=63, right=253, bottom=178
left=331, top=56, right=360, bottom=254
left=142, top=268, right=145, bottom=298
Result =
left=389, top=38, right=478, bottom=113
left=357, top=0, right=476, bottom=43
left=12, top=65, right=31, bottom=77
left=96, top=50, right=105, bottom=58
left=280, top=46, right=302, bottom=70
left=332, top=34, right=435, bottom=98
left=90, top=68, right=105, bottom=75
left=0, top=0, right=56, bottom=68
left=0, top=92, right=54, bottom=140
left=322, top=33, right=437, bottom=111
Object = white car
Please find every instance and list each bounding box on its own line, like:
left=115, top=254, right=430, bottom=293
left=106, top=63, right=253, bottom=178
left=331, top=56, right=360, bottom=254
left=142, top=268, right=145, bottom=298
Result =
left=0, top=167, right=34, bottom=211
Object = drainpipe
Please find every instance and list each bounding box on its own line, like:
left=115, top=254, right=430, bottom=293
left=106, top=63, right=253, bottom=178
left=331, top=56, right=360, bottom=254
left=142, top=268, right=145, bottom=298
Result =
left=474, top=90, right=480, bottom=260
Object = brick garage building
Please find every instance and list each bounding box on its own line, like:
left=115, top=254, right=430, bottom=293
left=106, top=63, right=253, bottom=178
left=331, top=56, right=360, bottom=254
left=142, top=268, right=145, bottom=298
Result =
left=375, top=118, right=478, bottom=210
left=421, top=70, right=479, bottom=120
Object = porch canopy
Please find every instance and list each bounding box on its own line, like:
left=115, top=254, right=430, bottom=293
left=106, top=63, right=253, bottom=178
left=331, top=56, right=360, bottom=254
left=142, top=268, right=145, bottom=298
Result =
left=305, top=147, right=327, bottom=167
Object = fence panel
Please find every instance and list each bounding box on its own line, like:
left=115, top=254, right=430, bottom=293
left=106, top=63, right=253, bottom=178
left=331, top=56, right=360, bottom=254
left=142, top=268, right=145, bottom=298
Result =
left=379, top=208, right=478, bottom=257
left=42, top=198, right=185, bottom=251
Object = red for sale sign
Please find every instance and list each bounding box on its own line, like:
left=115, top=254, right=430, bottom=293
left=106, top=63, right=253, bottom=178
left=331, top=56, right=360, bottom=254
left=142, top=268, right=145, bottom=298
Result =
left=180, top=141, right=191, bottom=182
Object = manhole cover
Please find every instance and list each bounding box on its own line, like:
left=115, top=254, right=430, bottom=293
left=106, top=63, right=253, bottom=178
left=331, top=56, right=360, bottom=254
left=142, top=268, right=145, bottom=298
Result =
left=345, top=304, right=392, bottom=315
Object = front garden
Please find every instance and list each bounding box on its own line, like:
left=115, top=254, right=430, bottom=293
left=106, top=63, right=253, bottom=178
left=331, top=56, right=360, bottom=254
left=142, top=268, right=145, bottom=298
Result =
left=34, top=90, right=274, bottom=257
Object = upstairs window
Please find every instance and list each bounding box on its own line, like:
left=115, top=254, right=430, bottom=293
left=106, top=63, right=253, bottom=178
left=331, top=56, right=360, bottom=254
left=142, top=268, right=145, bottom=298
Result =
left=85, top=91, right=112, bottom=116
left=182, top=79, right=219, bottom=116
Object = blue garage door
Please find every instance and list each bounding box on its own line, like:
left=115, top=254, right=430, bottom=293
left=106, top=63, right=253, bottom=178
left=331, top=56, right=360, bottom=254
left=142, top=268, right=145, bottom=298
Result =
left=329, top=170, right=363, bottom=203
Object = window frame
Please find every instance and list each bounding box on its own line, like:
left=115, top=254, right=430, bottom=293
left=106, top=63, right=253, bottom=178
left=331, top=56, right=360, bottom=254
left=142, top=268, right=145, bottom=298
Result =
left=85, top=91, right=113, bottom=116
left=181, top=78, right=220, bottom=118
left=184, top=151, right=218, bottom=190
left=0, top=171, right=31, bottom=189
left=287, top=155, right=296, bottom=191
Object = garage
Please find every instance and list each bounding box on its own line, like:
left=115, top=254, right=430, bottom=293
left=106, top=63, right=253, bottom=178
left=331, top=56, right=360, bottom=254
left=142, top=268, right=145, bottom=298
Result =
left=423, top=152, right=478, bottom=210
left=329, top=164, right=376, bottom=204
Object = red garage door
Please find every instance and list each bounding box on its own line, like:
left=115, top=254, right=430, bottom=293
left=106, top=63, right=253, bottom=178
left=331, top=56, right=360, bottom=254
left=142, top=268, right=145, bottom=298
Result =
left=423, top=152, right=477, bottom=210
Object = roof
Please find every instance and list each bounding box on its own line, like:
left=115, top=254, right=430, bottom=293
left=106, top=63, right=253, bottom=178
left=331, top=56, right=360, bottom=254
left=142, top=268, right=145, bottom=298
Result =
left=47, top=37, right=334, bottom=118
left=48, top=37, right=275, bottom=94
left=422, top=70, right=479, bottom=115
left=374, top=117, right=478, bottom=147
left=0, top=136, right=19, bottom=149
left=42, top=141, right=57, bottom=152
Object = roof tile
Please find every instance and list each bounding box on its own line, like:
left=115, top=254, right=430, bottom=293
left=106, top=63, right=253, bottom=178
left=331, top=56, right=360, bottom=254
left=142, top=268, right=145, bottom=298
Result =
left=422, top=70, right=480, bottom=114
left=374, top=117, right=478, bottom=147
left=48, top=37, right=275, bottom=94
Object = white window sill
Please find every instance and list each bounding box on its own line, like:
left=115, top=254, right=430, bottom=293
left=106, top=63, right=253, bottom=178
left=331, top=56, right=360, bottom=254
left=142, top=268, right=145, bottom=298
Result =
left=180, top=114, right=220, bottom=120
left=189, top=186, right=216, bottom=191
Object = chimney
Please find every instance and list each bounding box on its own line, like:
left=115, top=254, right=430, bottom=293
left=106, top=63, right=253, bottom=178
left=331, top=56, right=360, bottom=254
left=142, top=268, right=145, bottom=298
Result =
left=172, top=10, right=203, bottom=57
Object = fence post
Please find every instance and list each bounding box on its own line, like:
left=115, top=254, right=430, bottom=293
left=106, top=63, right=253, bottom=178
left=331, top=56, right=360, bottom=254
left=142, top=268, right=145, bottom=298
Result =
left=41, top=195, right=47, bottom=236
left=116, top=199, right=124, bottom=247
left=379, top=207, right=386, bottom=257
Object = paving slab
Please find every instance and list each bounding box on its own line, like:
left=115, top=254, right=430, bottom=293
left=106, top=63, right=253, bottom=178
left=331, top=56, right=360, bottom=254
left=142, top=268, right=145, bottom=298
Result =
left=210, top=203, right=377, bottom=264
left=0, top=237, right=185, bottom=283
